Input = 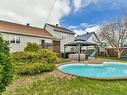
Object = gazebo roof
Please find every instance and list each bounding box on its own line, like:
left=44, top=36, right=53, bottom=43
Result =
left=64, top=41, right=97, bottom=46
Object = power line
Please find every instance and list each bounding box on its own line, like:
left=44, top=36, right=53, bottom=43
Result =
left=45, top=0, right=57, bottom=24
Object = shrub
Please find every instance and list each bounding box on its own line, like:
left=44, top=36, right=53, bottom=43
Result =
left=38, top=49, right=59, bottom=64
left=11, top=52, right=39, bottom=63
left=24, top=42, right=40, bottom=52
left=0, top=35, right=14, bottom=93
left=11, top=49, right=59, bottom=75
left=11, top=49, right=60, bottom=64
left=17, top=62, right=55, bottom=75
left=11, top=48, right=62, bottom=75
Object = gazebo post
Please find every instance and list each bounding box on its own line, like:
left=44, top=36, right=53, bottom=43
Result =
left=96, top=45, right=99, bottom=59
left=78, top=44, right=81, bottom=62
left=94, top=45, right=98, bottom=59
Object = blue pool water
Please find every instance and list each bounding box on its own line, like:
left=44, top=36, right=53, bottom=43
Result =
left=58, top=62, right=127, bottom=78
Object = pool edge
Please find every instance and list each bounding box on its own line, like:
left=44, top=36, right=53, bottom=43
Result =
left=57, top=62, right=127, bottom=80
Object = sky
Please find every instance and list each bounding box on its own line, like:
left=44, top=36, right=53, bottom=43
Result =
left=0, top=0, right=127, bottom=35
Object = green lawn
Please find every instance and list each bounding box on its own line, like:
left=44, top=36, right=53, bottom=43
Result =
left=102, top=57, right=127, bottom=62
left=3, top=73, right=127, bottom=95
left=2, top=57, right=127, bottom=95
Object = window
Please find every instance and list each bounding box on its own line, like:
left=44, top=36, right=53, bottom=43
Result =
left=61, top=35, right=67, bottom=41
left=9, top=36, right=20, bottom=44
left=16, top=37, right=20, bottom=43
left=9, top=36, right=15, bottom=43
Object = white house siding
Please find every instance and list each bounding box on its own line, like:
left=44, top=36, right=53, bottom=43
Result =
left=57, top=31, right=74, bottom=53
left=0, top=32, right=52, bottom=52
left=87, top=33, right=99, bottom=43
left=81, top=34, right=99, bottom=50
left=45, top=25, right=75, bottom=53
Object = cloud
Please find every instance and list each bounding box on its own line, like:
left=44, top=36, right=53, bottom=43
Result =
left=69, top=23, right=89, bottom=30
left=73, top=0, right=83, bottom=11
left=68, top=23, right=100, bottom=35
left=73, top=29, right=85, bottom=36
left=73, top=0, right=127, bottom=12
left=0, top=0, right=71, bottom=27
left=73, top=0, right=98, bottom=11
left=85, top=25, right=100, bottom=32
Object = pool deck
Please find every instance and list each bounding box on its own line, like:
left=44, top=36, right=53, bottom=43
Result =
left=60, top=58, right=127, bottom=65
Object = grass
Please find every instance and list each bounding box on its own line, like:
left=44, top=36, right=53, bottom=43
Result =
left=101, top=56, right=127, bottom=62
left=3, top=74, right=127, bottom=95
left=2, top=57, right=127, bottom=95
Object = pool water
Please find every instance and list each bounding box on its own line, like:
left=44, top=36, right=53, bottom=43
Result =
left=58, top=62, right=127, bottom=78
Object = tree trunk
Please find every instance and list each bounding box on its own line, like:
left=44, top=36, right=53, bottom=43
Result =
left=118, top=51, right=121, bottom=59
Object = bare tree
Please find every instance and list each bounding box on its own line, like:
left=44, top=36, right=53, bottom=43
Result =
left=100, top=14, right=127, bottom=58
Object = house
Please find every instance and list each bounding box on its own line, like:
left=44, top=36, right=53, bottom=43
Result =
left=44, top=23, right=75, bottom=53
left=0, top=20, right=55, bottom=52
left=75, top=32, right=100, bottom=43
left=74, top=32, right=100, bottom=52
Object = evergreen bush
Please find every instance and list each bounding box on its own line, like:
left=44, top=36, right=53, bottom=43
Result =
left=0, top=35, right=14, bottom=93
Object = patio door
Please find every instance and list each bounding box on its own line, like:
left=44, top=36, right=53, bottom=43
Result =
left=53, top=40, right=60, bottom=54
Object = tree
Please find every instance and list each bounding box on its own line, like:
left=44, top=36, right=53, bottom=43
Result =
left=100, top=15, right=127, bottom=58
left=0, top=35, right=14, bottom=94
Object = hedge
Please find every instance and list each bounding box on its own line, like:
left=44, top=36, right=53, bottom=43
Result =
left=16, top=62, right=55, bottom=75
left=11, top=49, right=59, bottom=64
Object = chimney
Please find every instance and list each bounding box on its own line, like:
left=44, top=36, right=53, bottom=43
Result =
left=56, top=24, right=58, bottom=27
left=26, top=23, right=30, bottom=26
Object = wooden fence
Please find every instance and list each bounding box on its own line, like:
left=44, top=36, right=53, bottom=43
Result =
left=106, top=48, right=127, bottom=57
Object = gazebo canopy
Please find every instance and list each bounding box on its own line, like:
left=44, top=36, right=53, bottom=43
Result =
left=64, top=41, right=97, bottom=46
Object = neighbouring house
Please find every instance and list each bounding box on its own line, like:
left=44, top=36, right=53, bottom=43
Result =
left=0, top=20, right=55, bottom=52
left=44, top=23, right=75, bottom=53
left=73, top=32, right=100, bottom=53
left=75, top=32, right=100, bottom=43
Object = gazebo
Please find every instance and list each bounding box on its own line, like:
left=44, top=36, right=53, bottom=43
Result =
left=64, top=40, right=98, bottom=61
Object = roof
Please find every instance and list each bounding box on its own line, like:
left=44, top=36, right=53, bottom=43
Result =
left=0, top=20, right=53, bottom=38
left=75, top=32, right=93, bottom=41
left=46, top=24, right=75, bottom=35
left=64, top=41, right=97, bottom=46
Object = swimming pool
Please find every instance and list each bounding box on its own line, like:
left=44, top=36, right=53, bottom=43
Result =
left=58, top=62, right=127, bottom=79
